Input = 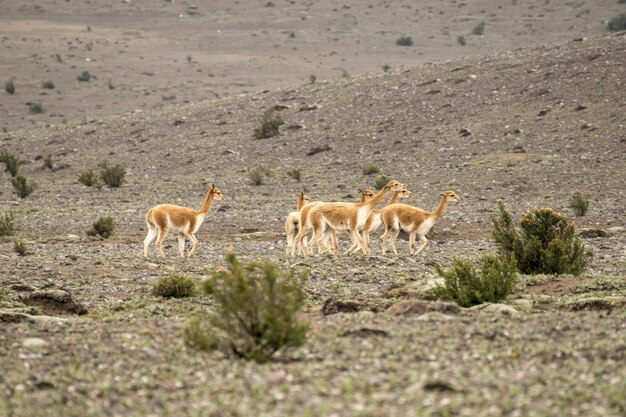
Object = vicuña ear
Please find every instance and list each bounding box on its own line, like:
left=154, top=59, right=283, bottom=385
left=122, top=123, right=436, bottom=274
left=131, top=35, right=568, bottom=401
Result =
left=358, top=189, right=363, bottom=193
left=211, top=183, right=215, bottom=189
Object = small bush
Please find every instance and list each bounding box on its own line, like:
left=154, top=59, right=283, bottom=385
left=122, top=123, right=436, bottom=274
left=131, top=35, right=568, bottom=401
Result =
left=87, top=215, right=115, bottom=238
left=433, top=255, right=519, bottom=307
left=43, top=154, right=54, bottom=170
left=382, top=64, right=391, bottom=72
left=55, top=53, right=63, bottom=63
left=457, top=35, right=466, bottom=46
left=287, top=168, right=301, bottom=182
left=184, top=253, right=308, bottom=362
left=472, top=22, right=485, bottom=35
left=248, top=165, right=270, bottom=185
left=396, top=36, right=413, bottom=46
left=77, top=71, right=92, bottom=82
left=41, top=81, right=55, bottom=89
left=363, top=165, right=380, bottom=175
left=608, top=12, right=626, bottom=31
left=11, top=176, right=36, bottom=198
left=308, top=74, right=316, bottom=84
left=619, top=0, right=626, bottom=4
left=253, top=109, right=284, bottom=139
left=28, top=103, right=44, bottom=114
left=99, top=161, right=126, bottom=188
left=77, top=169, right=102, bottom=188
left=152, top=274, right=197, bottom=298
left=0, top=150, right=20, bottom=177
left=0, top=211, right=15, bottom=237
left=5, top=80, right=15, bottom=95
left=374, top=175, right=391, bottom=190
left=0, top=286, right=7, bottom=301
left=492, top=202, right=592, bottom=275
left=107, top=79, right=114, bottom=90
left=13, top=239, right=27, bottom=256
left=569, top=192, right=589, bottom=216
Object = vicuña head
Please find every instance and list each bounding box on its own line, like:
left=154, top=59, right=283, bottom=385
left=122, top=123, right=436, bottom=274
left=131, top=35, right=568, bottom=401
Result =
left=143, top=183, right=223, bottom=258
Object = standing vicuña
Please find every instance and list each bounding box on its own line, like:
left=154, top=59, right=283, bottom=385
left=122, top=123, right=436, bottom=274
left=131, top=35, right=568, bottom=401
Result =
left=361, top=188, right=412, bottom=255
left=284, top=191, right=310, bottom=255
left=379, top=191, right=460, bottom=256
left=144, top=184, right=224, bottom=258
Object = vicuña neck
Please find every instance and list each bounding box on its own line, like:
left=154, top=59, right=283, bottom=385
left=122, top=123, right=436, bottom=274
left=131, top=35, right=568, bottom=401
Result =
left=297, top=196, right=306, bottom=211
left=431, top=195, right=449, bottom=220
left=361, top=187, right=391, bottom=209
left=386, top=191, right=402, bottom=206
left=197, top=189, right=215, bottom=214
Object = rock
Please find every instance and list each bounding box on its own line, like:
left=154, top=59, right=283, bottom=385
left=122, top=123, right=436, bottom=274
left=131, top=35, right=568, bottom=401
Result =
left=10, top=284, right=34, bottom=292
left=286, top=123, right=305, bottom=130
left=307, top=144, right=332, bottom=156
left=22, top=338, right=49, bottom=349
left=273, top=104, right=290, bottom=111
left=478, top=303, right=521, bottom=317
left=0, top=309, right=35, bottom=323
left=386, top=299, right=460, bottom=316
left=575, top=104, right=587, bottom=111
left=537, top=107, right=551, bottom=117
left=299, top=104, right=319, bottom=111
left=508, top=299, right=534, bottom=312
left=565, top=297, right=626, bottom=311
left=578, top=228, right=608, bottom=238
left=66, top=234, right=80, bottom=241
left=416, top=312, right=456, bottom=321
left=340, top=328, right=390, bottom=338
left=20, top=289, right=88, bottom=316
left=607, top=226, right=625, bottom=234
left=459, top=128, right=472, bottom=137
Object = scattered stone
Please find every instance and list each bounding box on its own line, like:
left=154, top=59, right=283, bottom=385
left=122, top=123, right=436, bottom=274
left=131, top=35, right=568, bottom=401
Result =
left=508, top=299, right=534, bottom=312
left=307, top=144, right=332, bottom=156
left=423, top=380, right=457, bottom=392
left=340, top=327, right=390, bottom=338
left=10, top=284, right=34, bottom=292
left=575, top=104, right=588, bottom=111
left=426, top=89, right=441, bottom=95
left=416, top=312, right=456, bottom=321
left=66, top=234, right=80, bottom=241
left=173, top=119, right=185, bottom=126
left=386, top=299, right=460, bottom=316
left=322, top=298, right=363, bottom=315
left=221, top=149, right=235, bottom=156
left=512, top=145, right=526, bottom=153
left=22, top=337, right=49, bottom=349
left=286, top=123, right=305, bottom=130
left=299, top=104, right=319, bottom=111
left=578, top=228, right=608, bottom=238
left=607, top=226, right=625, bottom=234
left=475, top=303, right=521, bottom=317
left=565, top=297, right=626, bottom=311
left=537, top=107, right=551, bottom=117
left=273, top=104, right=290, bottom=111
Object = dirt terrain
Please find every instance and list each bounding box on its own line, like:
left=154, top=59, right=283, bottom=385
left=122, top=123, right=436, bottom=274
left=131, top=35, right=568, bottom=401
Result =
left=1, top=1, right=626, bottom=416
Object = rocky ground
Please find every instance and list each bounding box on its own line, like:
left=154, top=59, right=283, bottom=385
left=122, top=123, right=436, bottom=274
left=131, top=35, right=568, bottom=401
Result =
left=1, top=5, right=626, bottom=417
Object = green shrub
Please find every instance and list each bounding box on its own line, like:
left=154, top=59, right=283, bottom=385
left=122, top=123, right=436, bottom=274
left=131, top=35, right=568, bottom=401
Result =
left=619, top=0, right=626, bottom=4
left=11, top=176, right=36, bottom=198
left=363, top=164, right=380, bottom=175
left=0, top=150, right=20, bottom=177
left=0, top=211, right=15, bottom=237
left=287, top=168, right=301, bottom=182
left=374, top=175, right=391, bottom=190
left=5, top=80, right=15, bottom=95
left=13, top=239, right=27, bottom=256
left=457, top=35, right=466, bottom=46
left=41, top=81, right=55, bottom=89
left=569, top=192, right=589, bottom=216
left=107, top=79, right=114, bottom=90
left=87, top=215, right=115, bottom=238
left=396, top=36, right=413, bottom=46
left=308, top=74, right=316, bottom=84
left=433, top=255, right=519, bottom=307
left=472, top=22, right=485, bottom=35
left=253, top=109, right=284, bottom=139
left=77, top=169, right=102, bottom=188
left=185, top=253, right=309, bottom=362
left=0, top=286, right=7, bottom=301
left=608, top=12, right=626, bottom=31
left=492, top=202, right=592, bottom=275
left=152, top=274, right=197, bottom=298
left=99, top=161, right=126, bottom=188
left=248, top=165, right=270, bottom=185
left=382, top=64, right=391, bottom=72
left=77, top=71, right=92, bottom=82
left=55, top=53, right=63, bottom=63
left=28, top=103, right=44, bottom=114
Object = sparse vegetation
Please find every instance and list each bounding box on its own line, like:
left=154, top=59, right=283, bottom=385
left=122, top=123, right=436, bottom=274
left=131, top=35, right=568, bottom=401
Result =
left=43, top=154, right=54, bottom=170
left=374, top=175, right=391, bottom=190
left=287, top=168, right=301, bottom=182
left=5, top=80, right=15, bottom=95
left=11, top=176, right=36, bottom=198
left=0, top=286, right=7, bottom=301
left=248, top=165, right=271, bottom=185
left=0, top=150, right=20, bottom=177
left=0, top=211, right=15, bottom=237
left=77, top=71, right=92, bottom=82
left=492, top=202, right=592, bottom=275
left=308, top=74, right=316, bottom=84
left=253, top=109, right=284, bottom=139
left=55, top=53, right=63, bottom=63
left=433, top=255, right=519, bottom=307
left=41, top=81, right=55, bottom=89
left=107, top=79, right=114, bottom=90
left=607, top=12, right=626, bottom=31
left=28, top=102, right=44, bottom=114
left=99, top=161, right=126, bottom=188
left=87, top=215, right=116, bottom=239
left=362, top=164, right=380, bottom=175
left=185, top=252, right=309, bottom=362
left=152, top=274, right=197, bottom=298
left=382, top=64, right=391, bottom=72
left=457, top=35, right=466, bottom=46
left=77, top=169, right=102, bottom=188
left=569, top=192, right=589, bottom=216
left=13, top=239, right=27, bottom=256
left=395, top=36, right=413, bottom=46
left=472, top=22, right=485, bottom=35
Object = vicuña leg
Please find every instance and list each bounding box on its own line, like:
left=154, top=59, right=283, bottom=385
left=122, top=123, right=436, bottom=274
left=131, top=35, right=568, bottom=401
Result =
left=185, top=231, right=200, bottom=257
left=415, top=235, right=429, bottom=256
left=144, top=227, right=158, bottom=257
left=155, top=227, right=169, bottom=258
left=178, top=233, right=186, bottom=258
